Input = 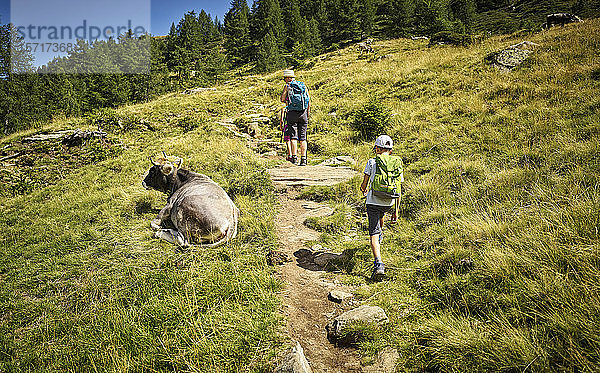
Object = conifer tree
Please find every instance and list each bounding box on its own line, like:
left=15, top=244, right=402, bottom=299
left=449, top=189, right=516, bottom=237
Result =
left=251, top=0, right=285, bottom=46
left=256, top=30, right=284, bottom=72
left=308, top=17, right=323, bottom=55
left=450, top=0, right=476, bottom=33
left=413, top=0, right=451, bottom=34
left=324, top=0, right=361, bottom=44
left=359, top=0, right=376, bottom=38
left=388, top=0, right=416, bottom=36
left=224, top=0, right=252, bottom=65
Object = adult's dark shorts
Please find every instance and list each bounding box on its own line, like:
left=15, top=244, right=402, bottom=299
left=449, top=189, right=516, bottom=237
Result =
left=285, top=109, right=309, bottom=141
left=366, top=204, right=392, bottom=236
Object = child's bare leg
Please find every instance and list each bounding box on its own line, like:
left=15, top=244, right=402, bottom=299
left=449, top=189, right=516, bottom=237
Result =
left=370, top=235, right=382, bottom=261
left=291, top=139, right=298, bottom=156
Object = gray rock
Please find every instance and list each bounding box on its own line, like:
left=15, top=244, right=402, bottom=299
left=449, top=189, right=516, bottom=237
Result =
left=486, top=41, right=539, bottom=72
left=310, top=244, right=327, bottom=252
left=318, top=156, right=356, bottom=166
left=327, top=305, right=389, bottom=340
left=267, top=250, right=291, bottom=266
left=244, top=113, right=271, bottom=123
left=313, top=250, right=350, bottom=267
left=328, top=290, right=353, bottom=304
left=274, top=342, right=313, bottom=373
left=303, top=206, right=335, bottom=219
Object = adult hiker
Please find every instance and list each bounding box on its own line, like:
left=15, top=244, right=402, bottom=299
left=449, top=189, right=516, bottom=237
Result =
left=280, top=69, right=310, bottom=166
left=360, top=135, right=404, bottom=280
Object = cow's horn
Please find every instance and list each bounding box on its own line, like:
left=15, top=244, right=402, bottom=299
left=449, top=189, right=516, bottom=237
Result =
left=175, top=157, right=183, bottom=168
left=149, top=156, right=159, bottom=166
left=162, top=151, right=168, bottom=160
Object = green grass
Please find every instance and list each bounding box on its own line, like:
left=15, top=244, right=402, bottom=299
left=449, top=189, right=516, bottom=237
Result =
left=0, top=96, right=282, bottom=371
left=298, top=18, right=600, bottom=371
left=2, top=17, right=600, bottom=372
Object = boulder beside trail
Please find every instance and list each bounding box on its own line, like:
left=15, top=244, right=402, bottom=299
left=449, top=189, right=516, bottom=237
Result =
left=485, top=41, right=539, bottom=72
left=274, top=342, right=313, bottom=373
left=294, top=246, right=352, bottom=269
left=326, top=305, right=389, bottom=343
left=328, top=290, right=353, bottom=304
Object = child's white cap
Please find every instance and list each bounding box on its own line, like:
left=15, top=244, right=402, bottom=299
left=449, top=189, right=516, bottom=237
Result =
left=374, top=135, right=393, bottom=149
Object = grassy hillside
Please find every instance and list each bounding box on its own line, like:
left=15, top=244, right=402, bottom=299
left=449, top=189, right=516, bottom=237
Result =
left=0, top=92, right=283, bottom=371
left=1, top=18, right=599, bottom=371
left=473, top=0, right=600, bottom=34
left=298, top=18, right=600, bottom=371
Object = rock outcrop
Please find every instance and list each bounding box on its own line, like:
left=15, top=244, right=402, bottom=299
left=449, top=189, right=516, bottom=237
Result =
left=326, top=305, right=389, bottom=343
left=274, top=342, right=313, bottom=373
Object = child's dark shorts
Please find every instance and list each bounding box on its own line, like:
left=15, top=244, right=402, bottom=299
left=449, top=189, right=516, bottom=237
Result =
left=366, top=204, right=392, bottom=236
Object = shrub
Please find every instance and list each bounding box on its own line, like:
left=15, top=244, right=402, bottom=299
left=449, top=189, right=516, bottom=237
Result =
left=351, top=97, right=391, bottom=141
left=429, top=31, right=472, bottom=47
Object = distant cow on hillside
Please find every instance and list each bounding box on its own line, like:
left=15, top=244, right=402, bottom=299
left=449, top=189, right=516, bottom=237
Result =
left=542, top=13, right=583, bottom=29
left=357, top=42, right=374, bottom=54
left=142, top=153, right=239, bottom=247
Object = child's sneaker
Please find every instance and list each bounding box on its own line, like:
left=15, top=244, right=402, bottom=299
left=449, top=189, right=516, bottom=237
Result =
left=299, top=156, right=307, bottom=166
left=372, top=261, right=385, bottom=281
left=291, top=155, right=298, bottom=164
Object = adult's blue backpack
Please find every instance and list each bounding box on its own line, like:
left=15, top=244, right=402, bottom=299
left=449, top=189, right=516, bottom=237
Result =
left=287, top=81, right=310, bottom=111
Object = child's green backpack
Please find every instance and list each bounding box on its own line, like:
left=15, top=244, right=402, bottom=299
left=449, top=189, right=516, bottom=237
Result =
left=372, top=154, right=403, bottom=199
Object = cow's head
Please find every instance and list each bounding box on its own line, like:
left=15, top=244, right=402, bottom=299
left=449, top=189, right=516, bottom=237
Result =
left=142, top=152, right=183, bottom=194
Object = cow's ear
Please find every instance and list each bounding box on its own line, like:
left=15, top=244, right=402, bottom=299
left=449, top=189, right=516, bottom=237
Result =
left=175, top=158, right=183, bottom=168
left=161, top=162, right=174, bottom=175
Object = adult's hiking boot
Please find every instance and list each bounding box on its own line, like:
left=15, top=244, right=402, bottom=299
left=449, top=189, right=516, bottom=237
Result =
left=372, top=261, right=385, bottom=281
left=299, top=156, right=307, bottom=166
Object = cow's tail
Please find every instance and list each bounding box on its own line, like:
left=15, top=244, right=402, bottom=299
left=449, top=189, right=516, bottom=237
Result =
left=199, top=207, right=239, bottom=248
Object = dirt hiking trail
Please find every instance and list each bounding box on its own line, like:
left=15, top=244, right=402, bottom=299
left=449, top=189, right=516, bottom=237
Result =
left=268, top=161, right=397, bottom=372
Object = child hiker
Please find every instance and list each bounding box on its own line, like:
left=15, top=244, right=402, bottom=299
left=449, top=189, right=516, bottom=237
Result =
left=360, top=135, right=404, bottom=280
left=279, top=107, right=293, bottom=163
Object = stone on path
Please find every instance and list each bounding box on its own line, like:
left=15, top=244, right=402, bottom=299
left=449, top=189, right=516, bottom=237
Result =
left=326, top=305, right=389, bottom=342
left=267, top=249, right=292, bottom=266
left=318, top=156, right=356, bottom=167
left=268, top=164, right=358, bottom=187
left=313, top=251, right=350, bottom=267
left=274, top=341, right=313, bottom=373
left=328, top=290, right=353, bottom=304
left=303, top=206, right=335, bottom=219
left=294, top=246, right=352, bottom=268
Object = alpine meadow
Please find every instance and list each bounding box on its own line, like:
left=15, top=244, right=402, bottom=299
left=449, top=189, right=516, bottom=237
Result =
left=1, top=4, right=600, bottom=373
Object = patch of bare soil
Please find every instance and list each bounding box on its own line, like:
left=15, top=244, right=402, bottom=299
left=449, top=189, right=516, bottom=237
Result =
left=275, top=187, right=362, bottom=372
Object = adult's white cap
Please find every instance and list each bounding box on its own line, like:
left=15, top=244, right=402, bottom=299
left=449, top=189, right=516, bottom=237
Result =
left=374, top=134, right=393, bottom=149
left=283, top=69, right=295, bottom=78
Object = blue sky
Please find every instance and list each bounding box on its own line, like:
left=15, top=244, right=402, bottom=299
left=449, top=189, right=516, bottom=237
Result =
left=2, top=0, right=233, bottom=68
left=0, top=0, right=232, bottom=36
left=151, top=0, right=231, bottom=35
